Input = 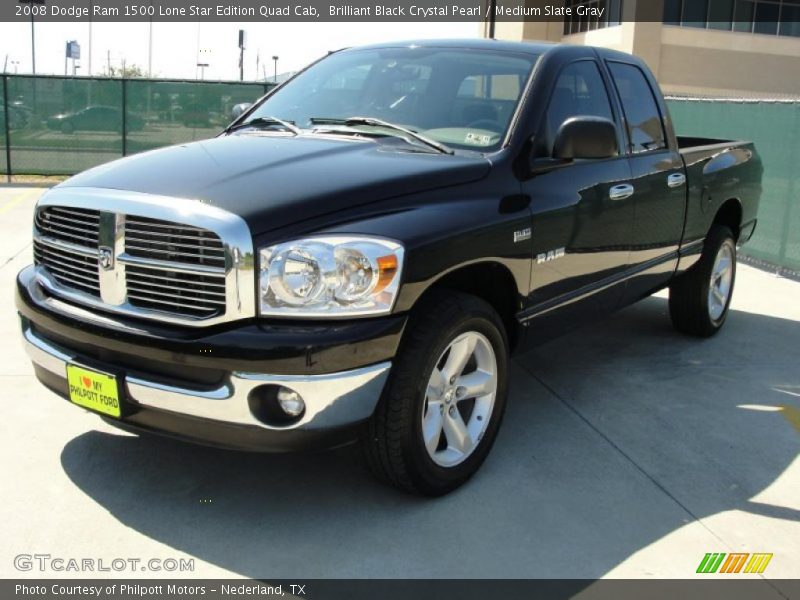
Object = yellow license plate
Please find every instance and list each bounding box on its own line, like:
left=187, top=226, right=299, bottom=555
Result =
left=66, top=365, right=121, bottom=418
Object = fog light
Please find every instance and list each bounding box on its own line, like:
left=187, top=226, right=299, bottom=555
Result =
left=276, top=387, right=305, bottom=417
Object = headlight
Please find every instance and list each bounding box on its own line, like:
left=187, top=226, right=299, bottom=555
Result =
left=259, top=236, right=404, bottom=317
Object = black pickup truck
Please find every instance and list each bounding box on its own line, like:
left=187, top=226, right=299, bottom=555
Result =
left=17, top=40, right=761, bottom=495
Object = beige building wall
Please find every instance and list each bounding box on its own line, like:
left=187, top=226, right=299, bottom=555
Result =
left=484, top=0, right=800, bottom=98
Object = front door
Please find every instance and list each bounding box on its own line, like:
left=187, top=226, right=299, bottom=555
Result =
left=520, top=58, right=635, bottom=337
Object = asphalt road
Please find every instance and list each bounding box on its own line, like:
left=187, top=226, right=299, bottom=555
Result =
left=0, top=186, right=797, bottom=590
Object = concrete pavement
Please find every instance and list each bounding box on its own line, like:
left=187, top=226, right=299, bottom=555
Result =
left=0, top=186, right=797, bottom=589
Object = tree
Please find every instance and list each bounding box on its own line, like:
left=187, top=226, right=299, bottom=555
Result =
left=105, top=64, right=145, bottom=78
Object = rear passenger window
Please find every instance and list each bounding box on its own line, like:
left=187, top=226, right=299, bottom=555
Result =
left=541, top=61, right=615, bottom=157
left=608, top=62, right=667, bottom=153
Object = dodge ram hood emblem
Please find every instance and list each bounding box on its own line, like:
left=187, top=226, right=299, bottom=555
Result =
left=98, top=246, right=115, bottom=271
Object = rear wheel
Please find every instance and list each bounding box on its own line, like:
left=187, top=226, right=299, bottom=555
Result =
left=669, top=225, right=736, bottom=337
left=361, top=291, right=509, bottom=496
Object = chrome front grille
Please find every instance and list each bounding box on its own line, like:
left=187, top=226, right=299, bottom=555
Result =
left=35, top=206, right=100, bottom=248
left=33, top=240, right=100, bottom=296
left=125, top=267, right=226, bottom=318
left=124, top=216, right=227, bottom=268
left=123, top=216, right=227, bottom=317
left=31, top=189, right=256, bottom=327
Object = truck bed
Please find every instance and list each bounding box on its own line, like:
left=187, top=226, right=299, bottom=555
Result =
left=676, top=135, right=742, bottom=150
left=676, top=136, right=762, bottom=251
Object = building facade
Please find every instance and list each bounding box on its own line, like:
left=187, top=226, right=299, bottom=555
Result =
left=485, top=0, right=800, bottom=98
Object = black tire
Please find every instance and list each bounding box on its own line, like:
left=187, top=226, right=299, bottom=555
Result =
left=669, top=225, right=737, bottom=337
left=361, top=291, right=509, bottom=496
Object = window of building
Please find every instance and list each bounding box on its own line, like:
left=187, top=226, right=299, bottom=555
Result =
left=664, top=0, right=800, bottom=38
left=709, top=0, right=735, bottom=30
left=563, top=0, right=624, bottom=35
left=779, top=3, right=800, bottom=36
left=607, top=62, right=667, bottom=154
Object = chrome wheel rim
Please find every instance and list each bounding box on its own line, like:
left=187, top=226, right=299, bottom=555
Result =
left=421, top=331, right=498, bottom=468
left=708, top=242, right=734, bottom=322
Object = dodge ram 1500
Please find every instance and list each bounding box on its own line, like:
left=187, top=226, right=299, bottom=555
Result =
left=17, top=40, right=761, bottom=495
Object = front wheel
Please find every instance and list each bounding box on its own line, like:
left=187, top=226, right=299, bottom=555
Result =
left=669, top=225, right=737, bottom=337
left=361, top=291, right=509, bottom=496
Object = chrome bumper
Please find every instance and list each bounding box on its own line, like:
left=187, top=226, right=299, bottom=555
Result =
left=22, top=322, right=391, bottom=432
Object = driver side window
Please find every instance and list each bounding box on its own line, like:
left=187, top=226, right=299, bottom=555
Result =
left=539, top=60, right=615, bottom=157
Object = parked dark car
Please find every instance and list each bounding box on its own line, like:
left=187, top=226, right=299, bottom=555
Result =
left=0, top=103, right=30, bottom=129
left=46, top=105, right=144, bottom=134
left=18, top=40, right=761, bottom=495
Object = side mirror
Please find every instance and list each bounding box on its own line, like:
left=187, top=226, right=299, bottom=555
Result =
left=231, top=102, right=253, bottom=120
left=553, top=116, right=618, bottom=160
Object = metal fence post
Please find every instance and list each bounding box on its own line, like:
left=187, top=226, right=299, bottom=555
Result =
left=121, top=77, right=128, bottom=157
left=777, top=103, right=799, bottom=267
left=2, top=74, right=11, bottom=183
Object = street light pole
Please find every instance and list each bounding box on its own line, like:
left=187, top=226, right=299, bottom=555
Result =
left=88, top=0, right=93, bottom=75
left=272, top=56, right=278, bottom=83
left=30, top=12, right=36, bottom=74
left=148, top=0, right=153, bottom=77
left=238, top=30, right=247, bottom=82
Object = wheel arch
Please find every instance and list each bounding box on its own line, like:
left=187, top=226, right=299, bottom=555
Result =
left=713, top=198, right=743, bottom=241
left=414, top=261, right=522, bottom=351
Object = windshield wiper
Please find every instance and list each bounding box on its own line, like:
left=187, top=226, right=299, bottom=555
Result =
left=310, top=116, right=453, bottom=155
left=225, top=116, right=301, bottom=135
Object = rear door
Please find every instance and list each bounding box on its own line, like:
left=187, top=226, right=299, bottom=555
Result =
left=605, top=61, right=687, bottom=303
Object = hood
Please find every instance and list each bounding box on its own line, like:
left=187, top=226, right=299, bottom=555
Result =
left=60, top=134, right=491, bottom=233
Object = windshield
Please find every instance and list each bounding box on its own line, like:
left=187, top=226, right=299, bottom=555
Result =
left=244, top=47, right=539, bottom=152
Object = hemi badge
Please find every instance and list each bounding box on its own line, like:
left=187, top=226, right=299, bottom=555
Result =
left=514, top=228, right=532, bottom=243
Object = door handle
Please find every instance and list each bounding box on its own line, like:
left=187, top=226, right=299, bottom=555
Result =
left=609, top=184, right=635, bottom=201
left=667, top=172, right=687, bottom=188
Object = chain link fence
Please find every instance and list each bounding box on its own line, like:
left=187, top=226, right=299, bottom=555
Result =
left=0, top=74, right=272, bottom=177
left=667, top=97, right=800, bottom=272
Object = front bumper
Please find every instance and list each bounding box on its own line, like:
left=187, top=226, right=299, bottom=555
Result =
left=17, top=265, right=402, bottom=452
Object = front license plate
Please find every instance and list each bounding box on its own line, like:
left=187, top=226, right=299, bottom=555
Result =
left=66, top=364, right=121, bottom=418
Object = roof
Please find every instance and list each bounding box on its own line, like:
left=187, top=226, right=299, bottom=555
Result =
left=343, top=38, right=557, bottom=56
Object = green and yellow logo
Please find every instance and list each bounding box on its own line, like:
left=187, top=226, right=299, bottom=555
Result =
left=697, top=553, right=773, bottom=574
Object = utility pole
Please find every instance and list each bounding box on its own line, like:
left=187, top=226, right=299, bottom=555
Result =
left=272, top=56, right=279, bottom=83
left=88, top=0, right=93, bottom=75
left=147, top=0, right=153, bottom=77
left=107, top=50, right=111, bottom=75
left=19, top=0, right=44, bottom=73
left=30, top=12, right=36, bottom=74
left=238, top=30, right=247, bottom=82
left=4, top=54, right=9, bottom=74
